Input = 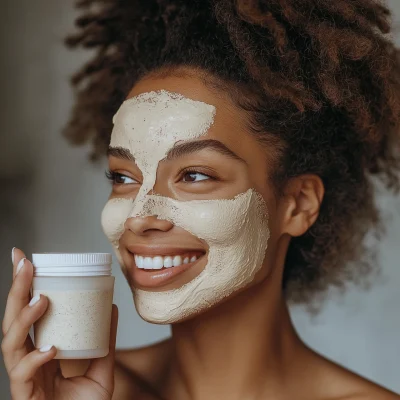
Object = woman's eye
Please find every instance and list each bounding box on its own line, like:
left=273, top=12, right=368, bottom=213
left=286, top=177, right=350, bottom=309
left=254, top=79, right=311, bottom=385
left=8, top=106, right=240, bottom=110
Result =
left=182, top=171, right=210, bottom=182
left=115, top=174, right=137, bottom=184
left=105, top=170, right=138, bottom=185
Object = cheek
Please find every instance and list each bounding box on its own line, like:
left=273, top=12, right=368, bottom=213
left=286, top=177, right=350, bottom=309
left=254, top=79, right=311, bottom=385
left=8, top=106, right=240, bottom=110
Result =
left=140, top=189, right=269, bottom=263
left=133, top=190, right=270, bottom=323
left=101, top=198, right=134, bottom=243
left=141, top=197, right=247, bottom=245
left=251, top=205, right=284, bottom=281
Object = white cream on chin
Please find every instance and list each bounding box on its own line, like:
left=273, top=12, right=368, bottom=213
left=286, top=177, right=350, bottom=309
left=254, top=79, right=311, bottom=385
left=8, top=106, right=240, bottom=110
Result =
left=101, top=90, right=270, bottom=324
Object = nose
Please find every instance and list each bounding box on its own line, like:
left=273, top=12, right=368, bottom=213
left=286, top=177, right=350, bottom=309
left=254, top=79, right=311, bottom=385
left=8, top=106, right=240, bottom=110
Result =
left=124, top=215, right=174, bottom=236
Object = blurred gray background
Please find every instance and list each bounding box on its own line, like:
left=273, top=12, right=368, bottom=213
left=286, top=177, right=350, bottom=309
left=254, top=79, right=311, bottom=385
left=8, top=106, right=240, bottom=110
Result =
left=1, top=0, right=399, bottom=397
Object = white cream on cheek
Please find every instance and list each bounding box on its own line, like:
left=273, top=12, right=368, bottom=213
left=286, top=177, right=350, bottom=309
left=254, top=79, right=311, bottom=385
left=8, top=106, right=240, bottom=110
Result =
left=101, top=90, right=270, bottom=323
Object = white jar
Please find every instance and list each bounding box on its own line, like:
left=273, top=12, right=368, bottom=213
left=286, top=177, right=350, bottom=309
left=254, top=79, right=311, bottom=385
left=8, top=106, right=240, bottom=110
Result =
left=32, top=253, right=115, bottom=359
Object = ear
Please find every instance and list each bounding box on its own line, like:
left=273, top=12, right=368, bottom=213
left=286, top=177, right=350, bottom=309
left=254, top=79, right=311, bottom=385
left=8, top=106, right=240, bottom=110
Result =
left=280, top=174, right=324, bottom=237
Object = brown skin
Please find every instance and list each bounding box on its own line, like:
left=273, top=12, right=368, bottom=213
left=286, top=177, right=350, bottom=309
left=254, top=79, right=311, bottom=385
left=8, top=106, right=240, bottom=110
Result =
left=3, top=73, right=399, bottom=399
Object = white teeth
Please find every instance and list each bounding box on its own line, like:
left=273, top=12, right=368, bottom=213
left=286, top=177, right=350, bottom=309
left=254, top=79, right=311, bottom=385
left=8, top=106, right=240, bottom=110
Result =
left=144, top=257, right=153, bottom=269
left=163, top=256, right=173, bottom=268
left=173, top=255, right=182, bottom=267
left=135, top=254, right=201, bottom=269
left=134, top=255, right=144, bottom=268
left=153, top=256, right=164, bottom=269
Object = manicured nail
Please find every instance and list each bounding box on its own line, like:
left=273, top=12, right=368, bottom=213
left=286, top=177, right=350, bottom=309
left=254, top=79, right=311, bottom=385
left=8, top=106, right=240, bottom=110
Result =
left=16, top=258, right=26, bottom=275
left=29, top=295, right=41, bottom=307
left=39, top=344, right=53, bottom=352
left=11, top=247, right=16, bottom=264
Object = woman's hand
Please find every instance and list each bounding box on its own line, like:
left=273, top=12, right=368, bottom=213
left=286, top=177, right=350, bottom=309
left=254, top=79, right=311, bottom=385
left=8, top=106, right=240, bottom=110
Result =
left=2, top=248, right=119, bottom=400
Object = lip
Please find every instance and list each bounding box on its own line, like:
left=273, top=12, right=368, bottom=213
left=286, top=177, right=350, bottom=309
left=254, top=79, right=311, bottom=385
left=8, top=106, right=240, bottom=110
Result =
left=125, top=245, right=206, bottom=289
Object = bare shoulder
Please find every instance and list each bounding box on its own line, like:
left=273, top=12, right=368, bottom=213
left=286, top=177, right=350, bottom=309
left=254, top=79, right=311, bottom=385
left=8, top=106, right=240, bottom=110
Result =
left=113, top=338, right=172, bottom=400
left=336, top=367, right=399, bottom=400
left=341, top=381, right=400, bottom=400
left=339, top=383, right=400, bottom=400
left=308, top=352, right=400, bottom=400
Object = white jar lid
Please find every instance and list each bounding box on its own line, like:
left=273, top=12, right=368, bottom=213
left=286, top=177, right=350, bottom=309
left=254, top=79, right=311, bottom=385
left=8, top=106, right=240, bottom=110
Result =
left=32, top=253, right=112, bottom=277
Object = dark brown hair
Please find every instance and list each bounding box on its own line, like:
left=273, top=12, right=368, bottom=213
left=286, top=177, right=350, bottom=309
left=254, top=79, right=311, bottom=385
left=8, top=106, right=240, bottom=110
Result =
left=64, top=0, right=400, bottom=303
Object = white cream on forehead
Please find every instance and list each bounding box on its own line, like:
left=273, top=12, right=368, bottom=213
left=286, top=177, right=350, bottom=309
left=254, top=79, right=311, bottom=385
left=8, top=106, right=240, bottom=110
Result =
left=101, top=90, right=270, bottom=323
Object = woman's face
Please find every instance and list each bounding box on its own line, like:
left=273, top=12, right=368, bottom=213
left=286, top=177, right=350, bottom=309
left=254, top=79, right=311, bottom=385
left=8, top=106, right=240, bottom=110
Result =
left=101, top=72, right=283, bottom=323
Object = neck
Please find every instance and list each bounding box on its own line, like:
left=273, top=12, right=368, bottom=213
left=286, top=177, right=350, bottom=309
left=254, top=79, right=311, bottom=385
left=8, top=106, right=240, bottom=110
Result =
left=164, top=242, right=307, bottom=400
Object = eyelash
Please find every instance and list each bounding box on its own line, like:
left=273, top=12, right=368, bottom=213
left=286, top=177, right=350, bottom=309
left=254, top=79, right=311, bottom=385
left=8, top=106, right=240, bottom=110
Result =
left=105, top=170, right=136, bottom=185
left=178, top=167, right=216, bottom=182
left=105, top=168, right=216, bottom=185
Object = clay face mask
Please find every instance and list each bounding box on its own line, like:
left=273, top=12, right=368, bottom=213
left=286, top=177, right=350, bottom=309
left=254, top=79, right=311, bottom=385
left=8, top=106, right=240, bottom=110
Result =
left=101, top=90, right=270, bottom=323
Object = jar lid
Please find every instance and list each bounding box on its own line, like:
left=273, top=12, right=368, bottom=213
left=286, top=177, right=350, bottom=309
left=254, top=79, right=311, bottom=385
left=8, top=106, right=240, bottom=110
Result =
left=32, top=253, right=112, bottom=277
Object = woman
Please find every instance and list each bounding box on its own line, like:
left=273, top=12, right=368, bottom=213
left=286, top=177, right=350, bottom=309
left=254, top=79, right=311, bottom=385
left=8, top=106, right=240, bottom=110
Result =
left=2, top=0, right=400, bottom=398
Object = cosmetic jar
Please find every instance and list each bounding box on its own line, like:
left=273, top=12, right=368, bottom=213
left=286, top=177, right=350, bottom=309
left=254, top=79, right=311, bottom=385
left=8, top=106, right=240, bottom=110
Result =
left=31, top=253, right=114, bottom=359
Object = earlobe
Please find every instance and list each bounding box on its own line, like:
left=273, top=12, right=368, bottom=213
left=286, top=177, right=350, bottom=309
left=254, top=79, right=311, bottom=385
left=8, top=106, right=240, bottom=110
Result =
left=281, top=175, right=324, bottom=237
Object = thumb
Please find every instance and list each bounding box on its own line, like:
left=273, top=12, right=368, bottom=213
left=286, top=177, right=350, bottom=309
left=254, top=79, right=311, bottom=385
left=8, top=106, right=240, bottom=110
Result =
left=85, top=304, right=119, bottom=393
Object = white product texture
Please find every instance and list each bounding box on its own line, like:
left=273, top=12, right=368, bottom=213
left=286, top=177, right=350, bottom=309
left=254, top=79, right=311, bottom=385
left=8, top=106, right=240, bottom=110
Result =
left=32, top=254, right=114, bottom=359
left=101, top=90, right=270, bottom=323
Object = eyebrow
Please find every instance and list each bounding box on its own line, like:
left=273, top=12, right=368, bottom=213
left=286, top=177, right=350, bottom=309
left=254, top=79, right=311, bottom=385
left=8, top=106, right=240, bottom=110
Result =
left=107, top=146, right=134, bottom=161
left=107, top=139, right=246, bottom=164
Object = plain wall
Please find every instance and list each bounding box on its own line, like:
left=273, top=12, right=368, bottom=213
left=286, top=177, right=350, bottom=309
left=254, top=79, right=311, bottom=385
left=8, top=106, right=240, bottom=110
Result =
left=1, top=1, right=399, bottom=397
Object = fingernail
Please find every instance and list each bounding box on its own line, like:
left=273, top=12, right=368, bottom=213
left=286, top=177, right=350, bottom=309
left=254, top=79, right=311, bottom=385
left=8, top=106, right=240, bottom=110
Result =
left=11, top=247, right=16, bottom=264
left=29, top=295, right=41, bottom=307
left=39, top=344, right=53, bottom=352
left=16, top=258, right=26, bottom=275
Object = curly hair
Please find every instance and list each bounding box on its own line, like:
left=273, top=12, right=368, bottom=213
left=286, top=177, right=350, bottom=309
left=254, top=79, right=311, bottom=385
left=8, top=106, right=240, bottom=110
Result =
left=64, top=0, right=400, bottom=303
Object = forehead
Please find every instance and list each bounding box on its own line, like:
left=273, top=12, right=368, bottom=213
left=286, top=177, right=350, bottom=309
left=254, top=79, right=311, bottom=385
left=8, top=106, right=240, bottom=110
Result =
left=110, top=74, right=271, bottom=182
left=122, top=74, right=250, bottom=146
left=110, top=90, right=216, bottom=150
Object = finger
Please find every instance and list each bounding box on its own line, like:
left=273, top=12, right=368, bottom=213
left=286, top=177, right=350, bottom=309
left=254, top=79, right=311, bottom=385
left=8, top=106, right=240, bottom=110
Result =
left=12, top=247, right=27, bottom=278
left=2, top=257, right=34, bottom=336
left=85, top=304, right=118, bottom=393
left=9, top=345, right=57, bottom=399
left=2, top=295, right=48, bottom=371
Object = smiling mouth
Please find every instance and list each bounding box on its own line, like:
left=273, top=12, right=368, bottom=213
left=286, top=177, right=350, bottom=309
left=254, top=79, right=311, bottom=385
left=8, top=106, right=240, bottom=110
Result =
left=127, top=249, right=207, bottom=288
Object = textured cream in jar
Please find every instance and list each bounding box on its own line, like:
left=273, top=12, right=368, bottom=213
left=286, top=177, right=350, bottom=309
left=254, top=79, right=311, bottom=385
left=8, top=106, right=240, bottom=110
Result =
left=32, top=253, right=115, bottom=359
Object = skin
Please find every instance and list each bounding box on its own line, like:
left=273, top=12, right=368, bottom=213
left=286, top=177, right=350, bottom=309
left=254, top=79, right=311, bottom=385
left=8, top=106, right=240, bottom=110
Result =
left=2, top=69, right=399, bottom=399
